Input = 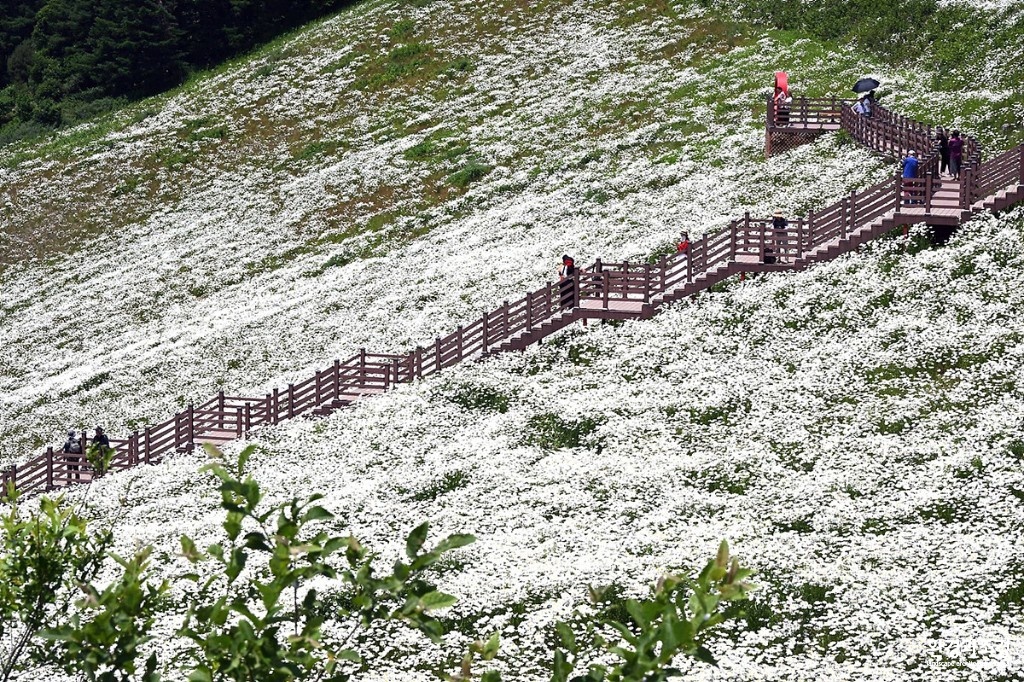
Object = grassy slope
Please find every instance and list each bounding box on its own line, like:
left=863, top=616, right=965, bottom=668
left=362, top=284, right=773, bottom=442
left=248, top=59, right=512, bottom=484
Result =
left=1, top=0, right=1024, bottom=679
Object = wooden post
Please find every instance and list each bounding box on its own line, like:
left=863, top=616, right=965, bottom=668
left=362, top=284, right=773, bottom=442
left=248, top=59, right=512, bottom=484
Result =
left=131, top=430, right=140, bottom=466
left=392, top=358, right=400, bottom=384
left=272, top=388, right=280, bottom=424
left=758, top=219, right=765, bottom=262
left=1018, top=144, right=1024, bottom=182
left=217, top=390, right=225, bottom=429
left=46, top=447, right=54, bottom=491
left=188, top=403, right=195, bottom=451
left=659, top=255, right=667, bottom=292
left=287, top=384, right=295, bottom=418
left=481, top=312, right=489, bottom=354
left=602, top=272, right=610, bottom=309
left=525, top=292, right=533, bottom=330
left=144, top=426, right=152, bottom=464
left=235, top=407, right=243, bottom=438
left=925, top=173, right=933, bottom=212
left=643, top=263, right=651, bottom=302
left=244, top=403, right=252, bottom=436
left=435, top=336, right=442, bottom=373
left=333, top=359, right=340, bottom=400
left=846, top=191, right=855, bottom=237
left=502, top=302, right=509, bottom=336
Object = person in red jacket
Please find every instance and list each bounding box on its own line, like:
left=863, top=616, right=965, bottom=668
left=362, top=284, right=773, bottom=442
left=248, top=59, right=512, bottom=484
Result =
left=677, top=232, right=691, bottom=256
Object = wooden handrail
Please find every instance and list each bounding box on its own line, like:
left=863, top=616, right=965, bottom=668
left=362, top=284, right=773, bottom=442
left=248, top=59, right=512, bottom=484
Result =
left=5, top=105, right=1024, bottom=499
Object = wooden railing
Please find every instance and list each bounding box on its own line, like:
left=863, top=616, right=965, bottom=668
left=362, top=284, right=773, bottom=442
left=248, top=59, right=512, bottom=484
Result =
left=767, top=95, right=849, bottom=128
left=5, top=100, right=1024, bottom=499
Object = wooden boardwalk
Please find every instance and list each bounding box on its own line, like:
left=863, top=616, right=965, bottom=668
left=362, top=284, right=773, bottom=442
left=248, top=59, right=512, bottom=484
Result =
left=4, top=97, right=1024, bottom=498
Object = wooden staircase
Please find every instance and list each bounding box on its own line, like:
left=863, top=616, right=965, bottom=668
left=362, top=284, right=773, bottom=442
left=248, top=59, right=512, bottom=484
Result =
left=5, top=98, right=1024, bottom=499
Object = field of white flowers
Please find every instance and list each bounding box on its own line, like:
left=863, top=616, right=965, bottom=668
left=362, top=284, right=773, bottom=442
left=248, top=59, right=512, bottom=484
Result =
left=1, top=0, right=1023, bottom=679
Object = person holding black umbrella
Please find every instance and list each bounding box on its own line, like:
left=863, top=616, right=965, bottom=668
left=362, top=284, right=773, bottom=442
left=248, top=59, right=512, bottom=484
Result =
left=851, top=79, right=881, bottom=118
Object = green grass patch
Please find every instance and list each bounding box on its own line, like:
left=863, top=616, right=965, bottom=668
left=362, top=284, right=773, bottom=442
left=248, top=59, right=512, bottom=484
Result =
left=447, top=159, right=492, bottom=188
left=447, top=384, right=513, bottom=413
left=411, top=470, right=469, bottom=502
left=523, top=413, right=603, bottom=451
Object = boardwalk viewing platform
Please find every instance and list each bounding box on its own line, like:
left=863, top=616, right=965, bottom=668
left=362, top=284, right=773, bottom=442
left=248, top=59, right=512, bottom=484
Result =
left=4, top=92, right=1024, bottom=499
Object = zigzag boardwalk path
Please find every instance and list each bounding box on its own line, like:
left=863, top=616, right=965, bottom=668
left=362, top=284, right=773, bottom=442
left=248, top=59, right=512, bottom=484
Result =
left=5, top=98, right=1024, bottom=497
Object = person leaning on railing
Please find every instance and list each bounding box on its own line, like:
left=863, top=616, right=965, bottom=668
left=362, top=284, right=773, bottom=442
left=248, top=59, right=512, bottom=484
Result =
left=771, top=211, right=789, bottom=262
left=677, top=232, right=691, bottom=257
left=773, top=87, right=791, bottom=126
left=558, top=254, right=579, bottom=308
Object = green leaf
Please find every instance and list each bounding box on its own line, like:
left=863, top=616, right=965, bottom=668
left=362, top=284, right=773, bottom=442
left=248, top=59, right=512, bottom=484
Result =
left=419, top=591, right=458, bottom=612
left=180, top=536, right=203, bottom=563
left=303, top=505, right=334, bottom=522
left=482, top=631, right=500, bottom=659
left=406, top=522, right=430, bottom=559
left=552, top=650, right=573, bottom=681
left=238, top=444, right=257, bottom=475
left=434, top=533, right=476, bottom=553
left=693, top=645, right=718, bottom=666
left=188, top=668, right=213, bottom=682
left=481, top=672, right=503, bottom=682
left=555, top=621, right=577, bottom=653
left=337, top=648, right=362, bottom=663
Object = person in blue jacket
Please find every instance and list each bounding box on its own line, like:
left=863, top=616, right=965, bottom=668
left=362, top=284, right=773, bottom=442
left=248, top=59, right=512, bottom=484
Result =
left=902, top=150, right=920, bottom=204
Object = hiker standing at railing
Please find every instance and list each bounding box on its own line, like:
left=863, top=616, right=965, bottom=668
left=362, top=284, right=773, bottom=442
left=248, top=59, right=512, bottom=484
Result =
left=558, top=254, right=579, bottom=309
left=773, top=87, right=791, bottom=126
left=772, top=211, right=789, bottom=262
left=677, top=232, right=691, bottom=257
left=63, top=429, right=83, bottom=481
left=949, top=130, right=964, bottom=181
left=935, top=126, right=950, bottom=177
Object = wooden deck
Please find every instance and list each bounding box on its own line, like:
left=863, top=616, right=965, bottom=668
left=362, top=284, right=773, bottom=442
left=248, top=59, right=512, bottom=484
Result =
left=4, top=97, right=1024, bottom=499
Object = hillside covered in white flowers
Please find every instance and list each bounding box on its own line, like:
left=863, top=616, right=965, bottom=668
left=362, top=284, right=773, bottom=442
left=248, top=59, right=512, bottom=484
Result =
left=1, top=0, right=1023, bottom=679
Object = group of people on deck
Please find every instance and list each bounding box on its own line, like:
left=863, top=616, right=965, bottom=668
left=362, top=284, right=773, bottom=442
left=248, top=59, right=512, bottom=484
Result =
left=900, top=128, right=965, bottom=204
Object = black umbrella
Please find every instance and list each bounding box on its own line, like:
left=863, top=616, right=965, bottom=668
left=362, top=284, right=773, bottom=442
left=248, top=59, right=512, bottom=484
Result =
left=852, top=78, right=881, bottom=94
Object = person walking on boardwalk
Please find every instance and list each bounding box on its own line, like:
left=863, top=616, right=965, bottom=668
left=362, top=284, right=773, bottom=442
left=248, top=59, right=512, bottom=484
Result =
left=948, top=130, right=964, bottom=181
left=853, top=92, right=871, bottom=117
left=558, top=254, right=579, bottom=309
left=935, top=126, right=950, bottom=177
left=865, top=89, right=880, bottom=111
left=63, top=429, right=83, bottom=481
left=902, top=150, right=919, bottom=204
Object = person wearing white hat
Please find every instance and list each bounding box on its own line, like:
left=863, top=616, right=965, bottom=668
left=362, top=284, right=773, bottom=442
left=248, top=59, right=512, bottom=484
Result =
left=902, top=150, right=920, bottom=204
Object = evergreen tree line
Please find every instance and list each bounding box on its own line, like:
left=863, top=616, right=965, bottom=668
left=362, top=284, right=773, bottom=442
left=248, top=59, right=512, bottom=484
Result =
left=0, top=0, right=356, bottom=141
